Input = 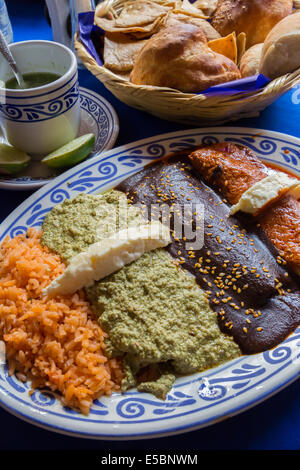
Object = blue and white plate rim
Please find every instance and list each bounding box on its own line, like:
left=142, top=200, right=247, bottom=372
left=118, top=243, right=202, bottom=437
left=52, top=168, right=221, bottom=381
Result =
left=0, top=86, right=119, bottom=191
left=0, top=126, right=299, bottom=440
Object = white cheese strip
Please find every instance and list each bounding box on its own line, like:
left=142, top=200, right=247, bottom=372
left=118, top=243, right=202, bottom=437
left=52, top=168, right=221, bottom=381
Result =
left=44, top=222, right=171, bottom=297
left=230, top=171, right=300, bottom=216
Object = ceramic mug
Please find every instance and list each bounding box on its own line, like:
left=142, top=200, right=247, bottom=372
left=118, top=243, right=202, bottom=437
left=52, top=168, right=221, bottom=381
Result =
left=0, top=40, right=80, bottom=157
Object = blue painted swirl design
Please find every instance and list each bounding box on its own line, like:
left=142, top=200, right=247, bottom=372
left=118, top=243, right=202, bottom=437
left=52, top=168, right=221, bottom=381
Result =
left=3, top=365, right=28, bottom=393
left=152, top=391, right=196, bottom=415
left=0, top=82, right=79, bottom=123
left=50, top=189, right=70, bottom=204
left=68, top=161, right=118, bottom=191
left=26, top=204, right=51, bottom=227
left=263, top=346, right=292, bottom=364
left=115, top=391, right=196, bottom=419
left=198, top=363, right=266, bottom=401
left=169, top=138, right=198, bottom=152
left=199, top=382, right=227, bottom=401
left=9, top=225, right=28, bottom=238
left=119, top=143, right=166, bottom=167
left=201, top=135, right=219, bottom=146
left=224, top=137, right=277, bottom=155
left=79, top=93, right=110, bottom=148
left=116, top=398, right=148, bottom=419
left=30, top=390, right=56, bottom=407
left=280, top=147, right=300, bottom=166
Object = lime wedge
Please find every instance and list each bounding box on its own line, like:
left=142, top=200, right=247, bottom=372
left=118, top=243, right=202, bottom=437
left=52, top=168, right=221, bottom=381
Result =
left=41, top=133, right=95, bottom=169
left=0, top=143, right=31, bottom=175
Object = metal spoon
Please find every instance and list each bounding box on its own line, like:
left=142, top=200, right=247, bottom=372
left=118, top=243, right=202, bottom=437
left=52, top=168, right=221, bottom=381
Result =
left=0, top=29, right=26, bottom=89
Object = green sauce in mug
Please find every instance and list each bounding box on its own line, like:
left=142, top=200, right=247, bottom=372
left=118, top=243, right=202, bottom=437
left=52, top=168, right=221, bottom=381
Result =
left=5, top=72, right=61, bottom=90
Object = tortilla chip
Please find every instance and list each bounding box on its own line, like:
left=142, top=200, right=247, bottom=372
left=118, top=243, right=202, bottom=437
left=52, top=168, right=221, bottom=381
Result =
left=156, top=0, right=182, bottom=7
left=192, top=0, right=218, bottom=17
left=208, top=33, right=238, bottom=64
left=236, top=32, right=247, bottom=66
left=115, top=1, right=171, bottom=27
left=173, top=0, right=208, bottom=18
left=95, top=0, right=171, bottom=35
left=104, top=33, right=147, bottom=72
left=128, top=15, right=169, bottom=38
left=95, top=12, right=166, bottom=37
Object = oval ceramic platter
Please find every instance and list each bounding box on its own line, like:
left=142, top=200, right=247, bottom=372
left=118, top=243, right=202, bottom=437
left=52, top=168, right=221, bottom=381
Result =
left=0, top=87, right=119, bottom=191
left=0, top=127, right=299, bottom=440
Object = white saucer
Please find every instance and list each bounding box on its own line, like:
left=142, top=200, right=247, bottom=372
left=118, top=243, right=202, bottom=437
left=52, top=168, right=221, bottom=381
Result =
left=0, top=87, right=119, bottom=191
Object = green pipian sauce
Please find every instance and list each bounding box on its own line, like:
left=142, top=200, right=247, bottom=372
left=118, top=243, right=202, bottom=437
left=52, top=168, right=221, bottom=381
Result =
left=5, top=72, right=61, bottom=90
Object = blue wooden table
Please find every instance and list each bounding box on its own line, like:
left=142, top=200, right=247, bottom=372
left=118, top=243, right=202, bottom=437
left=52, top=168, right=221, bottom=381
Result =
left=1, top=0, right=300, bottom=451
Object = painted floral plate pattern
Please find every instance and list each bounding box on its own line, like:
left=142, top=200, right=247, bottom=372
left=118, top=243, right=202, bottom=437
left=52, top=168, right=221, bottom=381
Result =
left=0, top=127, right=299, bottom=439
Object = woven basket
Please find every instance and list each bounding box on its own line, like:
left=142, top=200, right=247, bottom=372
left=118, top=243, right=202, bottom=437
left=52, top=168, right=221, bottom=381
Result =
left=75, top=0, right=300, bottom=126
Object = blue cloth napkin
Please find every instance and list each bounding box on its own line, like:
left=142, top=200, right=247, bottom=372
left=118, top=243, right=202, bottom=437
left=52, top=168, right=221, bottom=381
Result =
left=78, top=11, right=103, bottom=66
left=202, top=74, right=270, bottom=95
left=78, top=11, right=271, bottom=95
